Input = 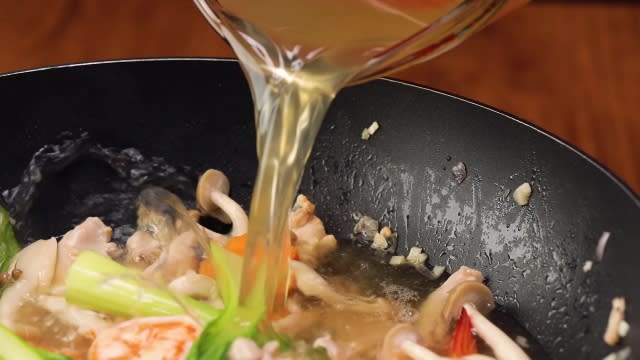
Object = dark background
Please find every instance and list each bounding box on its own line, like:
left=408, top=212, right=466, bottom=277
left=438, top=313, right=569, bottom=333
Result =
left=0, top=1, right=638, bottom=193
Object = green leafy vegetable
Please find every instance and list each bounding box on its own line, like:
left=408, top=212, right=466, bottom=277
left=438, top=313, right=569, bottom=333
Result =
left=65, top=251, right=220, bottom=322
left=0, top=323, right=71, bottom=360
left=0, top=206, right=20, bottom=273
left=187, top=244, right=266, bottom=360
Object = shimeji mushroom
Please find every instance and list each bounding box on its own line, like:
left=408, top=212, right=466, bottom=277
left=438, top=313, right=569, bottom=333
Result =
left=380, top=324, right=422, bottom=359
left=417, top=266, right=495, bottom=354
left=196, top=169, right=249, bottom=239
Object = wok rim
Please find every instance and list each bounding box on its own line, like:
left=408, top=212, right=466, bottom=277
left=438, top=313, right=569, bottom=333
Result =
left=2, top=56, right=638, bottom=207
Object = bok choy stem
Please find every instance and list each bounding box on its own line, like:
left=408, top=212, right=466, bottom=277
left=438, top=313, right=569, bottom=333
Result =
left=187, top=244, right=266, bottom=360
left=64, top=251, right=220, bottom=322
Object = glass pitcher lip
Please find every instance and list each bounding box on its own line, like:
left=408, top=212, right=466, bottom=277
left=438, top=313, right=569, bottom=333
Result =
left=192, top=0, right=513, bottom=83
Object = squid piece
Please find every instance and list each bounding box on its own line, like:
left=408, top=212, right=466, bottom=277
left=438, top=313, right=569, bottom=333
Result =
left=143, top=231, right=201, bottom=282
left=168, top=270, right=218, bottom=300
left=290, top=260, right=391, bottom=314
left=125, top=230, right=162, bottom=270
left=289, top=195, right=337, bottom=267
left=52, top=217, right=113, bottom=287
left=38, top=295, right=113, bottom=339
left=228, top=337, right=263, bottom=360
left=0, top=238, right=58, bottom=329
left=136, top=187, right=204, bottom=282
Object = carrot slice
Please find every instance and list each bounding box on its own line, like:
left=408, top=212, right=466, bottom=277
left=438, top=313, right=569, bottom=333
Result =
left=201, top=234, right=298, bottom=293
left=225, top=233, right=298, bottom=260
left=448, top=307, right=478, bottom=357
left=225, top=234, right=249, bottom=256
left=199, top=258, right=215, bottom=278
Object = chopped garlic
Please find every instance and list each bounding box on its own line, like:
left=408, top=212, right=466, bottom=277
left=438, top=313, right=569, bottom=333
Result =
left=380, top=226, right=392, bottom=239
left=407, top=247, right=427, bottom=266
left=368, top=121, right=380, bottom=135
left=515, top=335, right=530, bottom=348
left=583, top=260, right=593, bottom=272
left=513, top=182, right=532, bottom=206
left=372, top=233, right=389, bottom=250
left=603, top=347, right=632, bottom=360
left=431, top=265, right=446, bottom=278
left=390, top=256, right=407, bottom=266
left=407, top=246, right=423, bottom=259
left=604, top=297, right=626, bottom=346
left=361, top=121, right=380, bottom=140
left=603, top=353, right=617, bottom=360
left=618, top=320, right=630, bottom=338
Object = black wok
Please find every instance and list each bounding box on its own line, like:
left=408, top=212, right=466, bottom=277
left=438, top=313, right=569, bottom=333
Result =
left=0, top=59, right=638, bottom=359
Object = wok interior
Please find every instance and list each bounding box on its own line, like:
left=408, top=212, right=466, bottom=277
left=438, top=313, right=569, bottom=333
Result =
left=0, top=60, right=638, bottom=359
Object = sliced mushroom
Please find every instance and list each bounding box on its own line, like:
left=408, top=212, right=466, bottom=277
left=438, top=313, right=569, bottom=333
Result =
left=137, top=187, right=186, bottom=245
left=196, top=169, right=248, bottom=237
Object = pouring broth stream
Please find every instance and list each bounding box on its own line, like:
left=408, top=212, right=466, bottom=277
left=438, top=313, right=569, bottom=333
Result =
left=194, top=0, right=510, bottom=314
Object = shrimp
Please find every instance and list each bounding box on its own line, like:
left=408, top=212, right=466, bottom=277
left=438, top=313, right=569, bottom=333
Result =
left=88, top=316, right=201, bottom=360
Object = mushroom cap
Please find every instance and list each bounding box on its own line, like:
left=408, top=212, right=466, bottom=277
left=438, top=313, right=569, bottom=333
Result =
left=443, top=281, right=495, bottom=322
left=196, top=169, right=232, bottom=223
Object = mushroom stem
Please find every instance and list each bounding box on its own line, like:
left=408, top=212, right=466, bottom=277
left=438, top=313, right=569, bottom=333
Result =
left=197, top=224, right=229, bottom=246
left=196, top=169, right=248, bottom=238
left=209, top=191, right=248, bottom=237
left=400, top=341, right=495, bottom=360
left=463, top=304, right=530, bottom=360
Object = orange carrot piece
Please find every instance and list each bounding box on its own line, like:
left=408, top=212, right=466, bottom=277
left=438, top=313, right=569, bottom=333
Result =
left=198, top=258, right=215, bottom=278
left=201, top=234, right=299, bottom=294
left=289, top=244, right=299, bottom=260
left=226, top=233, right=298, bottom=260
left=225, top=234, right=249, bottom=256
left=448, top=307, right=478, bottom=357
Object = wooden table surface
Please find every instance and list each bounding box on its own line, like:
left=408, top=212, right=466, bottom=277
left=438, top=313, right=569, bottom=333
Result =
left=1, top=1, right=639, bottom=194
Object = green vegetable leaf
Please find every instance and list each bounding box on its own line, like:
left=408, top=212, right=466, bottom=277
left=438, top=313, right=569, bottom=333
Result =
left=0, top=206, right=20, bottom=273
left=0, top=323, right=71, bottom=360
left=187, top=244, right=266, bottom=360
